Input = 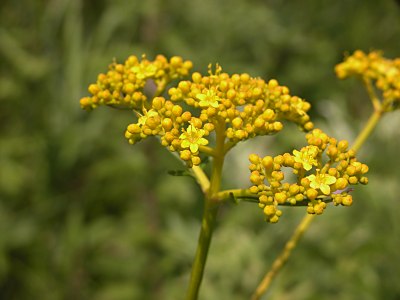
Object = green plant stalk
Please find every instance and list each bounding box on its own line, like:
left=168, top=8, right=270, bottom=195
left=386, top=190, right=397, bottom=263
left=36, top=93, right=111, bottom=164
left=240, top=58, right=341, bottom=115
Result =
left=251, top=105, right=384, bottom=299
left=352, top=109, right=383, bottom=153
left=251, top=213, right=315, bottom=300
left=186, top=118, right=226, bottom=300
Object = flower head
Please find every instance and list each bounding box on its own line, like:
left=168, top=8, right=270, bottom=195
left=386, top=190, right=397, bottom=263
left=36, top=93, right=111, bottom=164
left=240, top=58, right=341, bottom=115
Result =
left=293, top=146, right=319, bottom=171
left=179, top=123, right=209, bottom=153
left=307, top=172, right=337, bottom=195
left=131, top=62, right=157, bottom=79
left=196, top=88, right=220, bottom=108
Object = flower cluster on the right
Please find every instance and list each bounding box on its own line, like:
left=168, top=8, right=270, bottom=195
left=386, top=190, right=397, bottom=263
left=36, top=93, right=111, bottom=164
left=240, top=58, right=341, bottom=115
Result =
left=335, top=50, right=400, bottom=109
left=248, top=129, right=369, bottom=223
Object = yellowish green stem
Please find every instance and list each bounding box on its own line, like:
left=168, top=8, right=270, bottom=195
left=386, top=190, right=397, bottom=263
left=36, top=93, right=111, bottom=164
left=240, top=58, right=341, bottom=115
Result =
left=215, top=188, right=254, bottom=201
left=191, top=166, right=210, bottom=194
left=251, top=98, right=385, bottom=299
left=352, top=109, right=383, bottom=153
left=186, top=118, right=226, bottom=300
left=251, top=214, right=315, bottom=300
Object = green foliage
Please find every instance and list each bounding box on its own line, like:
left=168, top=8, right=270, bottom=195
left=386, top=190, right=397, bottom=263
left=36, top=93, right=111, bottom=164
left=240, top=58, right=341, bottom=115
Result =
left=1, top=0, right=400, bottom=299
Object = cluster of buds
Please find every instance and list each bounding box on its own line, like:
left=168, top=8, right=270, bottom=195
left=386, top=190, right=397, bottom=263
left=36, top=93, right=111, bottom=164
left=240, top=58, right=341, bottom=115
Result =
left=125, top=64, right=314, bottom=166
left=169, top=65, right=314, bottom=145
left=248, top=129, right=369, bottom=223
left=80, top=54, right=193, bottom=111
left=81, top=55, right=315, bottom=167
left=335, top=50, right=400, bottom=109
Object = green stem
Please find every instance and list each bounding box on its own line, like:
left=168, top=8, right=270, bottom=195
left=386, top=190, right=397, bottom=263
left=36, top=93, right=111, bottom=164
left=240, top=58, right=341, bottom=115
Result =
left=186, top=118, right=226, bottom=300
left=251, top=214, right=316, bottom=300
left=352, top=109, right=383, bottom=153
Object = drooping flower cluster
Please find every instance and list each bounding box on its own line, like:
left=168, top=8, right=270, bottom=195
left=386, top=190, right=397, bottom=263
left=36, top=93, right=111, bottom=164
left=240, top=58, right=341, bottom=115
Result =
left=248, top=129, right=369, bottom=223
left=80, top=54, right=193, bottom=111
left=335, top=50, right=400, bottom=109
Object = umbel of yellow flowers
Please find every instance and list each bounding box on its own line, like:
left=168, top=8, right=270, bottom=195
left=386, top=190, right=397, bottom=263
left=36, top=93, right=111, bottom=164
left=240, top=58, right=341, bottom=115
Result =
left=248, top=129, right=368, bottom=222
left=80, top=53, right=369, bottom=222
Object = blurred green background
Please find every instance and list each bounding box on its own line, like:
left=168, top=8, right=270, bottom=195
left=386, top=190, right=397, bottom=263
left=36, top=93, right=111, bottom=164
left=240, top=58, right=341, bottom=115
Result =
left=1, top=0, right=400, bottom=299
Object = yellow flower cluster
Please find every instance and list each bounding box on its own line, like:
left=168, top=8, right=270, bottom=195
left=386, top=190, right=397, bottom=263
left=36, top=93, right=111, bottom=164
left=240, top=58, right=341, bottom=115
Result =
left=169, top=65, right=314, bottom=145
left=248, top=129, right=369, bottom=223
left=81, top=55, right=317, bottom=167
left=124, top=96, right=213, bottom=166
left=335, top=50, right=400, bottom=109
left=80, top=54, right=193, bottom=110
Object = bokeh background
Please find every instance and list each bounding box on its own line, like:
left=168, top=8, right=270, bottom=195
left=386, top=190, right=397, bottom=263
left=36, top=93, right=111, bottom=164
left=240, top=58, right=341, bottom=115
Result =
left=1, top=0, right=400, bottom=299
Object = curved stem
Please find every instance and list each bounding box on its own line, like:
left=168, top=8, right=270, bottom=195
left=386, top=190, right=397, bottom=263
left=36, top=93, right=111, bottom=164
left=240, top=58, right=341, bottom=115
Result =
left=199, top=145, right=216, bottom=157
left=186, top=118, right=225, bottom=300
left=251, top=214, right=316, bottom=300
left=191, top=166, right=210, bottom=194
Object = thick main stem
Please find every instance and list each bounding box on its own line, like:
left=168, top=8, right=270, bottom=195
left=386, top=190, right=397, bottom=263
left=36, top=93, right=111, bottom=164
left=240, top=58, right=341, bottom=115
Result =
left=186, top=119, right=225, bottom=300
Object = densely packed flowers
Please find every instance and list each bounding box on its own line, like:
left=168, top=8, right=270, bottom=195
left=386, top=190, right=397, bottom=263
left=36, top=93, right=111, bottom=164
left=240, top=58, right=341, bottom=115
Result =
left=335, top=50, right=400, bottom=110
left=248, top=129, right=368, bottom=223
left=80, top=53, right=369, bottom=223
left=80, top=54, right=193, bottom=111
left=81, top=56, right=314, bottom=167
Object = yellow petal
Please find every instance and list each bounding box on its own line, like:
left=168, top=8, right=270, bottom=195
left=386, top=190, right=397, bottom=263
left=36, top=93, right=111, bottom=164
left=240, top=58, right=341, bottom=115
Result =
left=190, top=143, right=199, bottom=153
left=320, top=184, right=330, bottom=195
left=181, top=140, right=190, bottom=148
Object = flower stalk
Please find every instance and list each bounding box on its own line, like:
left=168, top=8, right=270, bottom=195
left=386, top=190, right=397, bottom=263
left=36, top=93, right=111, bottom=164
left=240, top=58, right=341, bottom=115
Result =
left=186, top=118, right=226, bottom=300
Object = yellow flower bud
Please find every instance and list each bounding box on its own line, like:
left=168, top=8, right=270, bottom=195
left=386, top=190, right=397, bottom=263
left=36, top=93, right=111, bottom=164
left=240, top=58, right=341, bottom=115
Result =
left=306, top=188, right=318, bottom=200
left=259, top=195, right=269, bottom=204
left=249, top=186, right=259, bottom=194
left=180, top=150, right=191, bottom=161
left=273, top=122, right=283, bottom=131
left=172, top=105, right=183, bottom=116
left=170, top=56, right=183, bottom=67
left=274, top=192, right=287, bottom=204
left=335, top=178, right=348, bottom=190
left=337, top=140, right=349, bottom=151
left=263, top=205, right=277, bottom=216
left=249, top=154, right=260, bottom=164
left=342, top=195, right=353, bottom=206
left=289, top=184, right=300, bottom=195
left=192, top=72, right=202, bottom=83
left=181, top=111, right=192, bottom=122
left=162, top=118, right=173, bottom=131
left=262, top=156, right=274, bottom=170
left=250, top=171, right=263, bottom=185
left=348, top=176, right=358, bottom=184
left=191, top=156, right=201, bottom=165
left=232, top=117, right=243, bottom=129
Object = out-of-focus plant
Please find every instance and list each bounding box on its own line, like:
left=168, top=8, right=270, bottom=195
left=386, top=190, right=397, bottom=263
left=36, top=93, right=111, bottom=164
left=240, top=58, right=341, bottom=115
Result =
left=79, top=49, right=400, bottom=299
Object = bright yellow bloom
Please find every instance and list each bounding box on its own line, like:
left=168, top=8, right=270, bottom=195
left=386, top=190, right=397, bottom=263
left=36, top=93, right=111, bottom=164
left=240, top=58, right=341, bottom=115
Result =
left=179, top=123, right=208, bottom=153
left=196, top=89, right=220, bottom=108
left=307, top=172, right=337, bottom=195
left=293, top=146, right=319, bottom=171
left=131, top=63, right=157, bottom=79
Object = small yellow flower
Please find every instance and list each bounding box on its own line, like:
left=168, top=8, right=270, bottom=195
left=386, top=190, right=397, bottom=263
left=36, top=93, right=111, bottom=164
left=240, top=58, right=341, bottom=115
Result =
left=293, top=146, right=319, bottom=171
left=196, top=88, right=220, bottom=108
left=179, top=123, right=208, bottom=153
left=137, top=108, right=159, bottom=126
left=131, top=63, right=157, bottom=79
left=307, top=172, right=337, bottom=195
